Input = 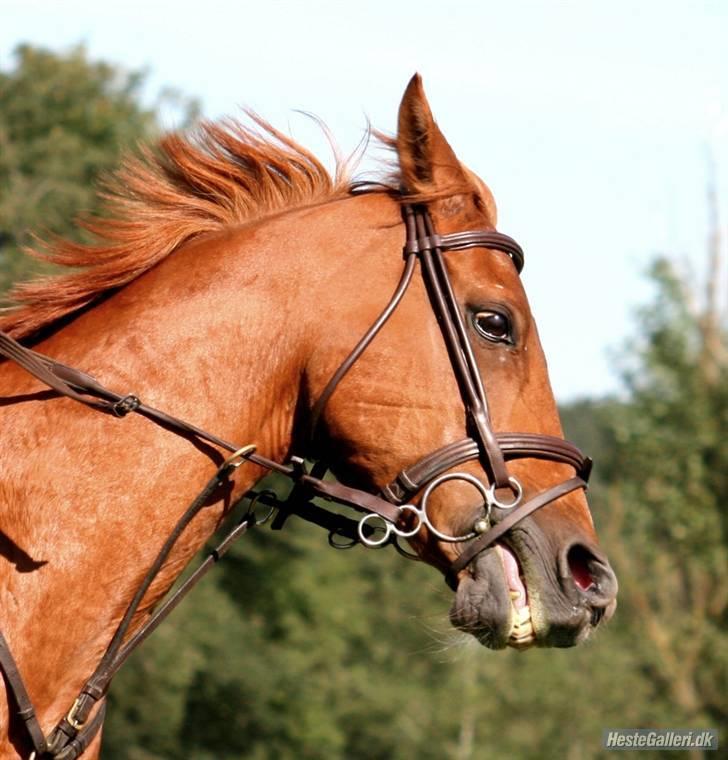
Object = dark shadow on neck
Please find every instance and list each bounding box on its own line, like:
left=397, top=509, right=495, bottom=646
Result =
left=0, top=531, right=47, bottom=572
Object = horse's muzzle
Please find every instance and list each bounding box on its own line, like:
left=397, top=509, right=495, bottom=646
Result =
left=449, top=532, right=618, bottom=649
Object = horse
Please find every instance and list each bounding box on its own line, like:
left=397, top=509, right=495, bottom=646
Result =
left=0, top=74, right=618, bottom=759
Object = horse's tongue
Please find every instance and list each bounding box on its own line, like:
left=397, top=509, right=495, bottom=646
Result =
left=498, top=544, right=528, bottom=610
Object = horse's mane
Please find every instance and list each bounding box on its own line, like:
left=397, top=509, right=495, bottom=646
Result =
left=0, top=115, right=392, bottom=340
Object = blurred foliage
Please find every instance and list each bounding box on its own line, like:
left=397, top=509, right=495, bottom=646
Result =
left=593, top=260, right=728, bottom=735
left=1, top=43, right=726, bottom=760
left=0, top=43, right=198, bottom=294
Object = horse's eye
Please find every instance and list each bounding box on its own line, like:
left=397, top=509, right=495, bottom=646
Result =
left=473, top=310, right=512, bottom=344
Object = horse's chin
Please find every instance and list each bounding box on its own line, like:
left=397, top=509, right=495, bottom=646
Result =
left=449, top=543, right=536, bottom=651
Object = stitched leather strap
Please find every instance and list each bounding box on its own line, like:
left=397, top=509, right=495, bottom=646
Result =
left=405, top=230, right=524, bottom=272
left=300, top=475, right=401, bottom=523
left=415, top=208, right=510, bottom=488
left=382, top=435, right=591, bottom=504
left=0, top=330, right=294, bottom=477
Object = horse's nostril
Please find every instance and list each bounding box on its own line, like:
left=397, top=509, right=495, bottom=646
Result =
left=565, top=544, right=618, bottom=613
left=567, top=544, right=597, bottom=591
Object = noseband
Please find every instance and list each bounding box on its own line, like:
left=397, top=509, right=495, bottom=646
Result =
left=0, top=201, right=590, bottom=759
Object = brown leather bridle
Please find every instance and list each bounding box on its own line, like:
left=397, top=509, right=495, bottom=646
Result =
left=0, top=203, right=590, bottom=758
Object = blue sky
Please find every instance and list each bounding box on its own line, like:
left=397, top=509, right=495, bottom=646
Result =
left=2, top=1, right=726, bottom=400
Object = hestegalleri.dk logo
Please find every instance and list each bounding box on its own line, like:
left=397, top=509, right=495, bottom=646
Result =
left=602, top=729, right=719, bottom=751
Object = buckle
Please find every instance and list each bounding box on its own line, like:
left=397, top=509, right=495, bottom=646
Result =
left=219, top=444, right=257, bottom=474
left=112, top=394, right=141, bottom=417
left=66, top=697, right=86, bottom=731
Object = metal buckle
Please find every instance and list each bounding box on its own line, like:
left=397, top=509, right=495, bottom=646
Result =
left=220, top=444, right=257, bottom=473
left=66, top=697, right=86, bottom=731
left=112, top=394, right=141, bottom=417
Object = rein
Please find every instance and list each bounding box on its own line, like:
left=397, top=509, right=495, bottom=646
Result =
left=0, top=204, right=590, bottom=759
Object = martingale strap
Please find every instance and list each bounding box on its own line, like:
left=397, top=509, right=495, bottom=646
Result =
left=0, top=203, right=591, bottom=758
left=0, top=630, right=49, bottom=756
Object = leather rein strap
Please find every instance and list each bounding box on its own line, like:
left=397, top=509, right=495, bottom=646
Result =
left=0, top=203, right=589, bottom=758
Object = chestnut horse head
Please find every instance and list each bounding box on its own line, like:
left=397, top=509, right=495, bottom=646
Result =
left=304, top=75, right=618, bottom=648
left=0, top=75, right=616, bottom=758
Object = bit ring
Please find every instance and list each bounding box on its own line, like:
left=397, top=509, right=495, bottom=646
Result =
left=487, top=477, right=522, bottom=510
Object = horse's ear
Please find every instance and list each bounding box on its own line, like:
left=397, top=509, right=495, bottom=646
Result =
left=396, top=74, right=473, bottom=200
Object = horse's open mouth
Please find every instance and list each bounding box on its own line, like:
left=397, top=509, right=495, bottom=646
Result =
left=496, top=543, right=536, bottom=650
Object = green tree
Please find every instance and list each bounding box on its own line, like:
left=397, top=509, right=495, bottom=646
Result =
left=600, top=257, right=728, bottom=740
left=0, top=43, right=197, bottom=293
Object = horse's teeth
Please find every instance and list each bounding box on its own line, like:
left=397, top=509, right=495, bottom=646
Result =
left=508, top=604, right=535, bottom=649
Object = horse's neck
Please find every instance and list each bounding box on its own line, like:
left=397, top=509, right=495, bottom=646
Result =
left=0, top=206, right=324, bottom=738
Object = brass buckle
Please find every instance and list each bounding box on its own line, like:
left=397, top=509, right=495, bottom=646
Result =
left=220, top=444, right=257, bottom=473
left=66, top=697, right=86, bottom=731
